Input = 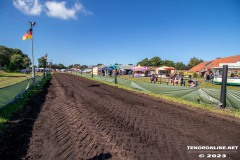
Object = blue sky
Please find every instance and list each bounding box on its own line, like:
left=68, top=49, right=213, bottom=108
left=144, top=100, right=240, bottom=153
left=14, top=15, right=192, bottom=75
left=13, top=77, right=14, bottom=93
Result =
left=0, top=0, right=240, bottom=66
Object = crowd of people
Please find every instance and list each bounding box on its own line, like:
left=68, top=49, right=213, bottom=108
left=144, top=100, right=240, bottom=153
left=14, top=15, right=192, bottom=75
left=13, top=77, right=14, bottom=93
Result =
left=150, top=72, right=199, bottom=87
left=202, top=71, right=214, bottom=82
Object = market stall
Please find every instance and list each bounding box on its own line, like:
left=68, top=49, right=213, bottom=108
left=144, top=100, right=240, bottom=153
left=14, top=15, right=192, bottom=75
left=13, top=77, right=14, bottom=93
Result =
left=155, top=66, right=175, bottom=77
left=132, top=65, right=147, bottom=77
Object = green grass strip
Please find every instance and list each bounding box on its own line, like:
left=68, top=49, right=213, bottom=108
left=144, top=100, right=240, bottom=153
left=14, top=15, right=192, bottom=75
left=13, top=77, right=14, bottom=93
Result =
left=0, top=75, right=52, bottom=133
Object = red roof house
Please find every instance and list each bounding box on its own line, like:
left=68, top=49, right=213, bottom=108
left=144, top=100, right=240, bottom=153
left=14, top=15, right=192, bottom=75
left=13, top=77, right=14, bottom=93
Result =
left=189, top=55, right=240, bottom=72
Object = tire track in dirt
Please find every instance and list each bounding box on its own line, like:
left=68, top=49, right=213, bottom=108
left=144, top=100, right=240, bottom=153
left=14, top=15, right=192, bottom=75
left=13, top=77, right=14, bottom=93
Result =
left=24, top=73, right=240, bottom=160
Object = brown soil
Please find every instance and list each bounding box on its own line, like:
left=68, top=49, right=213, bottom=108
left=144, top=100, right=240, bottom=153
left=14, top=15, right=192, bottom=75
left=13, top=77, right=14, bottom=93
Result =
left=1, top=73, right=240, bottom=160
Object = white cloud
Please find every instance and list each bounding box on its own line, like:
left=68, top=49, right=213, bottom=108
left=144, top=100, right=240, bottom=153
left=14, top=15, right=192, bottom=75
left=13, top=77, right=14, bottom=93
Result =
left=44, top=1, right=92, bottom=20
left=74, top=2, right=93, bottom=16
left=13, top=0, right=92, bottom=20
left=13, top=0, right=42, bottom=16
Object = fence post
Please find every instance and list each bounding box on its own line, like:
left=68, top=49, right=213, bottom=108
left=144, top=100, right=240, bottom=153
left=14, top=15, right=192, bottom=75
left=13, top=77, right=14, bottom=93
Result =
left=220, top=65, right=228, bottom=108
left=115, top=69, right=117, bottom=84
left=91, top=67, right=93, bottom=78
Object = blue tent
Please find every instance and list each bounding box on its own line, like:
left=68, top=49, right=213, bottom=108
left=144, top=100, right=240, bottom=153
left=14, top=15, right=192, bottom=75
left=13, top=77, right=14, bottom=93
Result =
left=101, top=67, right=111, bottom=71
left=108, top=65, right=120, bottom=70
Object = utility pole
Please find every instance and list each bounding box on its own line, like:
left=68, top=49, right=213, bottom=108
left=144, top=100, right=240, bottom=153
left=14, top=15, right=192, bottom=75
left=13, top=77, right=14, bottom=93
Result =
left=30, top=21, right=36, bottom=85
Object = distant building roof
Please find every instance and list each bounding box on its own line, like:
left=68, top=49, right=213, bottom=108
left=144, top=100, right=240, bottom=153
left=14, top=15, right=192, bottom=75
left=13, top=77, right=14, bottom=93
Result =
left=119, top=65, right=134, bottom=70
left=147, top=66, right=159, bottom=70
left=189, top=55, right=240, bottom=72
left=97, top=64, right=134, bottom=70
left=97, top=65, right=108, bottom=69
left=156, top=66, right=175, bottom=70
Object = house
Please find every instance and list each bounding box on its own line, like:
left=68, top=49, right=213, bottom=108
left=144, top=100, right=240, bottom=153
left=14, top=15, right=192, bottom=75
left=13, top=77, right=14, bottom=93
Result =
left=189, top=55, right=240, bottom=72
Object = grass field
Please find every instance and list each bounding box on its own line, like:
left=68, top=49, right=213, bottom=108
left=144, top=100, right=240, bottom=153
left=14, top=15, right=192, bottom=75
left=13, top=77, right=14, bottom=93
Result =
left=0, top=71, right=43, bottom=88
left=0, top=75, right=51, bottom=132
left=119, top=75, right=240, bottom=91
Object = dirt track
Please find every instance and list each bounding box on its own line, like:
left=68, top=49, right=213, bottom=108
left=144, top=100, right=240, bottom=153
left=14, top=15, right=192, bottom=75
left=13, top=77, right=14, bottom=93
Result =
left=1, top=73, right=240, bottom=160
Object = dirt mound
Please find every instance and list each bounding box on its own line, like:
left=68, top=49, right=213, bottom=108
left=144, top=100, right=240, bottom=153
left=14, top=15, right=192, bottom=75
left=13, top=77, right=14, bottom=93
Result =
left=1, top=73, right=240, bottom=160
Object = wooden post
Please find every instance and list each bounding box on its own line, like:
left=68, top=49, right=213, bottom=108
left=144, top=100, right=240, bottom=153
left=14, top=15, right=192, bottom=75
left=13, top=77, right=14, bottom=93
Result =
left=220, top=65, right=228, bottom=108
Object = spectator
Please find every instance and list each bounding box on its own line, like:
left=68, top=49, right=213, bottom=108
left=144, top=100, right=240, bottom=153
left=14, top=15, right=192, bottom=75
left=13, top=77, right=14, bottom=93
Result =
left=209, top=71, right=214, bottom=80
left=109, top=70, right=113, bottom=77
left=128, top=71, right=132, bottom=77
left=150, top=73, right=157, bottom=83
left=169, top=73, right=175, bottom=85
left=116, top=70, right=119, bottom=76
left=102, top=69, right=105, bottom=76
left=174, top=73, right=182, bottom=86
left=188, top=80, right=198, bottom=87
left=203, top=71, right=211, bottom=82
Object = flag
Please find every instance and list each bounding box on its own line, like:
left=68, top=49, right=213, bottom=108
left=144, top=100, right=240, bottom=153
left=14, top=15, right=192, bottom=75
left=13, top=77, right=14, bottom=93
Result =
left=44, top=54, right=47, bottom=60
left=22, top=29, right=32, bottom=40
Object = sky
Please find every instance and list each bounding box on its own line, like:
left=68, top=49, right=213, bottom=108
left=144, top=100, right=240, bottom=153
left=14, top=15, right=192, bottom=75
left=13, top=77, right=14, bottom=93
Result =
left=0, top=0, right=240, bottom=67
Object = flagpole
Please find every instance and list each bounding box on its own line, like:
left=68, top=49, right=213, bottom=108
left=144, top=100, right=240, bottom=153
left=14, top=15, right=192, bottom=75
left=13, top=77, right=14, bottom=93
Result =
left=45, top=53, right=48, bottom=78
left=30, top=21, right=36, bottom=85
left=46, top=59, right=47, bottom=77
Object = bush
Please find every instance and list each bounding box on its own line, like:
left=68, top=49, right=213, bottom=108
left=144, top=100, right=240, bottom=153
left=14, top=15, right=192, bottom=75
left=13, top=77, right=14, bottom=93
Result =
left=193, top=72, right=198, bottom=78
left=179, top=71, right=184, bottom=76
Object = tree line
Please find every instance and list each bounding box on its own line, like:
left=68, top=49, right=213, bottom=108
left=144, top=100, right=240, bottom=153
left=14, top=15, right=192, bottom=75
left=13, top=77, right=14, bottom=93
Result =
left=0, top=45, right=78, bottom=72
left=37, top=56, right=89, bottom=70
left=1, top=45, right=204, bottom=72
left=136, top=56, right=204, bottom=70
left=0, top=45, right=31, bottom=71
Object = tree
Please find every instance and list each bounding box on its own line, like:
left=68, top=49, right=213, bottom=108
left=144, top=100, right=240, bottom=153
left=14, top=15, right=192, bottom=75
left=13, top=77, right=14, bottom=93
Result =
left=97, top=63, right=103, bottom=66
left=188, top=57, right=204, bottom=69
left=22, top=56, right=31, bottom=69
left=175, top=62, right=186, bottom=70
left=38, top=56, right=46, bottom=68
left=137, top=58, right=149, bottom=66
left=68, top=64, right=74, bottom=69
left=0, top=45, right=32, bottom=71
left=8, top=54, right=24, bottom=71
left=128, top=64, right=133, bottom=65
left=149, top=56, right=162, bottom=66
left=0, top=46, right=11, bottom=69
left=58, top=63, right=66, bottom=69
left=12, top=48, right=23, bottom=55
left=80, top=65, right=88, bottom=69
left=68, top=64, right=81, bottom=68
left=51, top=64, right=58, bottom=69
left=162, top=60, right=175, bottom=67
